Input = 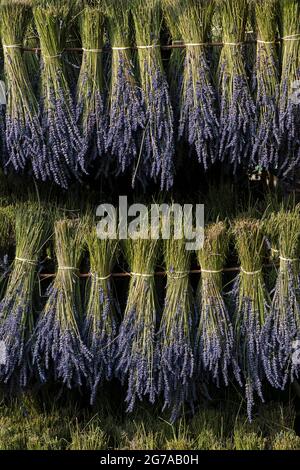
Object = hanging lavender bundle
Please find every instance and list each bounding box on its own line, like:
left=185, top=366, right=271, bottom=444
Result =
left=278, top=0, right=300, bottom=175
left=83, top=216, right=119, bottom=404
left=0, top=0, right=44, bottom=176
left=0, top=203, right=49, bottom=388
left=117, top=237, right=159, bottom=412
left=33, top=0, right=85, bottom=188
left=218, top=0, right=255, bottom=171
left=32, top=218, right=91, bottom=388
left=156, top=236, right=195, bottom=422
left=77, top=2, right=107, bottom=166
left=162, top=0, right=184, bottom=122
left=262, top=208, right=300, bottom=389
left=196, top=222, right=240, bottom=387
left=105, top=0, right=145, bottom=174
left=232, top=219, right=269, bottom=420
left=131, top=0, right=174, bottom=190
left=175, top=0, right=219, bottom=169
left=252, top=0, right=280, bottom=170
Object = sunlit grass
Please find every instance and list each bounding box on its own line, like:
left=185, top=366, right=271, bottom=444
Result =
left=0, top=393, right=298, bottom=450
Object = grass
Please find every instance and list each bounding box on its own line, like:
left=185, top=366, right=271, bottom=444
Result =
left=0, top=391, right=299, bottom=450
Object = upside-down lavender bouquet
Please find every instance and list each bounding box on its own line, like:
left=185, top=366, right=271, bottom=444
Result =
left=117, top=237, right=160, bottom=412
left=196, top=222, right=240, bottom=387
left=262, top=207, right=300, bottom=389
left=251, top=0, right=280, bottom=170
left=218, top=0, right=255, bottom=171
left=278, top=0, right=300, bottom=175
left=105, top=0, right=145, bottom=175
left=33, top=0, right=85, bottom=188
left=77, top=2, right=107, bottom=166
left=0, top=203, right=49, bottom=388
left=175, top=0, right=219, bottom=169
left=0, top=0, right=44, bottom=176
left=131, top=0, right=174, bottom=190
left=232, top=219, right=269, bottom=420
left=156, top=234, right=195, bottom=422
left=32, top=218, right=91, bottom=388
left=83, top=215, right=119, bottom=404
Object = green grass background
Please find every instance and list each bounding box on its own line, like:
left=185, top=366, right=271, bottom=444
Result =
left=0, top=389, right=299, bottom=450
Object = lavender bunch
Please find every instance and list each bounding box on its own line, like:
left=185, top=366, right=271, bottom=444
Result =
left=131, top=0, right=174, bottom=190
left=105, top=0, right=145, bottom=174
left=196, top=222, right=240, bottom=387
left=252, top=0, right=280, bottom=170
left=0, top=203, right=49, bottom=388
left=262, top=208, right=300, bottom=389
left=175, top=0, right=219, bottom=169
left=218, top=0, right=256, bottom=171
left=0, top=0, right=45, bottom=176
left=232, top=219, right=269, bottom=420
left=156, top=235, right=195, bottom=422
left=33, top=0, right=85, bottom=188
left=278, top=0, right=300, bottom=176
left=117, top=237, right=159, bottom=412
left=83, top=215, right=119, bottom=404
left=32, top=218, right=90, bottom=388
left=77, top=2, right=107, bottom=166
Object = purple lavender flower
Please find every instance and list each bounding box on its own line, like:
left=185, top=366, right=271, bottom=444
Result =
left=139, top=58, right=174, bottom=190
left=219, top=66, right=256, bottom=172
left=40, top=75, right=87, bottom=189
left=0, top=104, right=7, bottom=167
left=232, top=277, right=268, bottom=421
left=179, top=48, right=219, bottom=169
left=0, top=279, right=32, bottom=387
left=196, top=283, right=241, bottom=388
left=107, top=52, right=145, bottom=174
left=117, top=307, right=158, bottom=411
left=83, top=276, right=119, bottom=404
left=156, top=278, right=195, bottom=422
